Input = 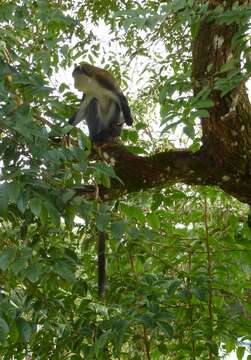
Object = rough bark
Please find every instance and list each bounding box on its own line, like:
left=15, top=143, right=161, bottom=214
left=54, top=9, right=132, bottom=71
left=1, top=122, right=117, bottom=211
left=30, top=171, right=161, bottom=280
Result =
left=75, top=1, right=251, bottom=205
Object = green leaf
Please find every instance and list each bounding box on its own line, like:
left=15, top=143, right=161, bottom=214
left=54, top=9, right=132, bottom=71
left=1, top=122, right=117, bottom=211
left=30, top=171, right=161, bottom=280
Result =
left=207, top=64, right=213, bottom=72
left=94, top=330, right=111, bottom=355
left=113, top=320, right=129, bottom=354
left=127, top=130, right=138, bottom=143
left=95, top=162, right=117, bottom=179
left=0, top=300, right=17, bottom=321
left=96, top=213, right=110, bottom=232
left=0, top=183, right=9, bottom=214
left=237, top=346, right=245, bottom=360
left=64, top=206, right=75, bottom=228
left=168, top=280, right=181, bottom=296
left=99, top=172, right=111, bottom=188
left=25, top=263, right=43, bottom=282
left=0, top=247, right=16, bottom=271
left=196, top=99, right=215, bottom=109
left=0, top=317, right=9, bottom=339
left=53, top=261, right=76, bottom=283
left=158, top=344, right=168, bottom=355
left=17, top=319, right=32, bottom=342
left=155, top=310, right=173, bottom=322
left=30, top=197, right=42, bottom=217
left=77, top=131, right=91, bottom=151
left=78, top=201, right=94, bottom=220
left=12, top=247, right=32, bottom=275
left=62, top=190, right=75, bottom=203
left=184, top=125, right=195, bottom=139
left=39, top=206, right=48, bottom=225
left=111, top=221, right=126, bottom=239
left=146, top=213, right=160, bottom=230
left=158, top=322, right=174, bottom=337
left=192, top=109, right=210, bottom=119
left=17, top=192, right=28, bottom=213
left=219, top=59, right=239, bottom=73
left=44, top=201, right=60, bottom=226
left=161, top=119, right=183, bottom=132
left=8, top=183, right=21, bottom=202
left=122, top=205, right=145, bottom=223
left=125, top=145, right=147, bottom=155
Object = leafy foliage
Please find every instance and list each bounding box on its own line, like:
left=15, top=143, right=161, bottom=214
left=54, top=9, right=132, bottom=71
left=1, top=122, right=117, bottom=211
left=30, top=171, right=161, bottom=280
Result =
left=0, top=0, right=251, bottom=359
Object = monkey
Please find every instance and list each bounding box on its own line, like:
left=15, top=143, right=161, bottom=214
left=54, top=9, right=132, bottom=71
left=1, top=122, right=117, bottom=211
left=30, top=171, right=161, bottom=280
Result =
left=68, top=64, right=133, bottom=297
left=69, top=63, right=133, bottom=142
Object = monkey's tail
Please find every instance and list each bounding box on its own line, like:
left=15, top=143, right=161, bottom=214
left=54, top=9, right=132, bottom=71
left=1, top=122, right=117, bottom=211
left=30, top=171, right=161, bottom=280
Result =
left=98, top=231, right=106, bottom=298
left=117, top=92, right=133, bottom=126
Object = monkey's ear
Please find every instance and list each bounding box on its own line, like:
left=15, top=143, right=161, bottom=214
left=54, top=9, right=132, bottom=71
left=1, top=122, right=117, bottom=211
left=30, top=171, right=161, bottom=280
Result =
left=72, top=63, right=78, bottom=76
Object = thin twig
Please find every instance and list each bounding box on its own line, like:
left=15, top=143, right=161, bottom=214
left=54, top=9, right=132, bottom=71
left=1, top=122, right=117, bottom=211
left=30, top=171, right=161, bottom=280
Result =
left=34, top=113, right=53, bottom=128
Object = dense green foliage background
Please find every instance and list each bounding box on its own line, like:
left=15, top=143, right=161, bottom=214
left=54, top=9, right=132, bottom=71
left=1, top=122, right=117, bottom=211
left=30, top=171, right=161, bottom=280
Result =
left=0, top=1, right=251, bottom=359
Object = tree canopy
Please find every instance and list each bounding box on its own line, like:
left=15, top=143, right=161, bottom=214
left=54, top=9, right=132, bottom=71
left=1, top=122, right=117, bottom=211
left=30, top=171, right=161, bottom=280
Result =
left=0, top=0, right=251, bottom=359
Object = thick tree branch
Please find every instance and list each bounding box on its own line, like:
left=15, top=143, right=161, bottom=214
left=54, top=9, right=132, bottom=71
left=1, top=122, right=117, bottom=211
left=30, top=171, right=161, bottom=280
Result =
left=73, top=143, right=251, bottom=205
left=100, top=145, right=213, bottom=192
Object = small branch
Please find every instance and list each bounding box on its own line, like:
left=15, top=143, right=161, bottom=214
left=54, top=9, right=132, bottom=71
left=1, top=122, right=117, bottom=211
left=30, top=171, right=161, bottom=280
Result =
left=34, top=113, right=53, bottom=128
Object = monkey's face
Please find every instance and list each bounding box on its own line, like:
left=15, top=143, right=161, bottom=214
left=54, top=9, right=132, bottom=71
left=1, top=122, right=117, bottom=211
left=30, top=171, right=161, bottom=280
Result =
left=73, top=72, right=93, bottom=92
left=72, top=67, right=112, bottom=102
left=72, top=64, right=92, bottom=92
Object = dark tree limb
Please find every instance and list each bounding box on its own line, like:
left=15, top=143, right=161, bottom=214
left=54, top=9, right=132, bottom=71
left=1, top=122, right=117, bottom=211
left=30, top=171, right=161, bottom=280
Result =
left=73, top=143, right=251, bottom=205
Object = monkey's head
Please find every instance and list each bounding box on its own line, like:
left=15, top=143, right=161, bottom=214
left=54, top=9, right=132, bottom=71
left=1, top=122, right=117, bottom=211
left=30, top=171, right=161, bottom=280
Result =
left=72, top=63, right=94, bottom=92
left=72, top=63, right=93, bottom=77
left=72, top=63, right=118, bottom=94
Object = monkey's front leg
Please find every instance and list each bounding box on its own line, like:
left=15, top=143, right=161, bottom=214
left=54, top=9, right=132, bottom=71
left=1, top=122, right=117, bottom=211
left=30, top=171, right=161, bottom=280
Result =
left=69, top=95, right=93, bottom=126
